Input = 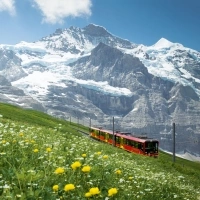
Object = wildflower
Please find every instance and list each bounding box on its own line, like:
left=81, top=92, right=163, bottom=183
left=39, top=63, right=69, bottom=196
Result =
left=128, top=176, right=133, bottom=180
left=85, top=192, right=92, bottom=197
left=103, top=155, right=108, bottom=159
left=33, top=149, right=39, bottom=153
left=82, top=166, right=91, bottom=173
left=96, top=152, right=101, bottom=155
left=52, top=185, right=59, bottom=192
left=115, top=170, right=122, bottom=175
left=64, top=184, right=75, bottom=192
left=71, top=161, right=81, bottom=170
left=54, top=167, right=65, bottom=175
left=46, top=147, right=52, bottom=152
left=89, top=187, right=100, bottom=195
left=82, top=153, right=87, bottom=157
left=108, top=188, right=118, bottom=197
left=1, top=140, right=6, bottom=144
left=19, top=133, right=24, bottom=137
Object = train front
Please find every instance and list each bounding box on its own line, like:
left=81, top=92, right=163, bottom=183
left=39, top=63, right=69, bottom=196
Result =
left=144, top=140, right=159, bottom=157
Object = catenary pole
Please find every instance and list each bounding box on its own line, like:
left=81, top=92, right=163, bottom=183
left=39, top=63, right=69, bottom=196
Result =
left=172, top=122, right=176, bottom=162
left=112, top=117, right=115, bottom=146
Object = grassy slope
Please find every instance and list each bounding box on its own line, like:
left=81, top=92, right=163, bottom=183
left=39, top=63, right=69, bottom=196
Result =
left=0, top=103, right=199, bottom=172
left=0, top=102, right=200, bottom=199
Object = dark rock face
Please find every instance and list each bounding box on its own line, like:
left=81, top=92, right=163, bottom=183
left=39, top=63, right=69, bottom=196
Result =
left=0, top=49, right=27, bottom=81
left=0, top=75, right=11, bottom=86
left=83, top=24, right=112, bottom=37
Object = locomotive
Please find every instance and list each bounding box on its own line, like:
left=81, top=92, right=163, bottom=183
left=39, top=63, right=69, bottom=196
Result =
left=90, top=127, right=159, bottom=157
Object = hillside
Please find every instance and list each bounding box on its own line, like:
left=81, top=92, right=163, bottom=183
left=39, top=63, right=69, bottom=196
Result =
left=0, top=103, right=200, bottom=199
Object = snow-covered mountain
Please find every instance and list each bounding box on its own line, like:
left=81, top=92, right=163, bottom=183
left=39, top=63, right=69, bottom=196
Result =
left=0, top=24, right=200, bottom=156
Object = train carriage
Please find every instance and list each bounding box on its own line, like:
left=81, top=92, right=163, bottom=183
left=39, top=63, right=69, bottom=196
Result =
left=90, top=127, right=159, bottom=157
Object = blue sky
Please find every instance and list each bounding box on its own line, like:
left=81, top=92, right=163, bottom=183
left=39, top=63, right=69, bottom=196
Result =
left=0, top=0, right=200, bottom=51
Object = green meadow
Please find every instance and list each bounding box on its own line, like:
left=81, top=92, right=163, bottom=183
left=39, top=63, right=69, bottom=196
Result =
left=0, top=103, right=200, bottom=200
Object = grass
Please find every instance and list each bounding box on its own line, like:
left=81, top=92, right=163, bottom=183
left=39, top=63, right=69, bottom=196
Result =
left=0, top=102, right=200, bottom=200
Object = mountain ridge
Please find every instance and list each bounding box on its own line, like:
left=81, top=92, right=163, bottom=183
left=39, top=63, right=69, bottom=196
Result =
left=0, top=24, right=200, bottom=156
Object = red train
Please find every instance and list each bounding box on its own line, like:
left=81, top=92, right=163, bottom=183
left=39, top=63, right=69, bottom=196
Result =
left=90, top=127, right=159, bottom=157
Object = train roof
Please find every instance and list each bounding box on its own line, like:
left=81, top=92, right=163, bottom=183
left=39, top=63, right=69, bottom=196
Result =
left=91, top=127, right=158, bottom=143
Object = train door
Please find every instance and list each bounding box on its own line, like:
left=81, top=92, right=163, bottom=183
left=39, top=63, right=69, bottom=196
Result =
left=120, top=137, right=124, bottom=149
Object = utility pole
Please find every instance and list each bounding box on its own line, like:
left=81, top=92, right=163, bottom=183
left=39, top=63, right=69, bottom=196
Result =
left=89, top=118, right=91, bottom=132
left=112, top=117, right=115, bottom=146
left=172, top=122, right=176, bottom=162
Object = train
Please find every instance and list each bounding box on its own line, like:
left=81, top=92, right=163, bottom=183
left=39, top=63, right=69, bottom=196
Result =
left=90, top=127, right=159, bottom=157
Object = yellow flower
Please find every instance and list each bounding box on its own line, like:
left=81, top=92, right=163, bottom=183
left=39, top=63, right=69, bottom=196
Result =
left=54, top=167, right=65, bottom=174
left=19, top=133, right=24, bottom=137
left=52, top=185, right=59, bottom=192
left=2, top=140, right=6, bottom=144
left=82, top=153, right=87, bottom=157
left=64, top=184, right=75, bottom=192
left=89, top=187, right=100, bottom=195
left=103, top=155, right=108, bottom=159
left=33, top=149, right=39, bottom=153
left=96, top=151, right=101, bottom=155
left=85, top=192, right=92, bottom=197
left=82, top=165, right=91, bottom=173
left=71, top=161, right=81, bottom=170
left=115, top=170, right=122, bottom=175
left=46, top=147, right=52, bottom=152
left=108, top=188, right=118, bottom=196
left=128, top=176, right=133, bottom=180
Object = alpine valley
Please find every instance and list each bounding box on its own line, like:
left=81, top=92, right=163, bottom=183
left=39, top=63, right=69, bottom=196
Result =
left=0, top=24, right=200, bottom=157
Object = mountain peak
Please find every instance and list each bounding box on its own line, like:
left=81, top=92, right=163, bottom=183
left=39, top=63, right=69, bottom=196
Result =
left=83, top=24, right=111, bottom=37
left=152, top=37, right=174, bottom=49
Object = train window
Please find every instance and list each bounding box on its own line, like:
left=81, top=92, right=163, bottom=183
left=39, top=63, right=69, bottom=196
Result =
left=116, top=136, right=120, bottom=144
left=125, top=139, right=135, bottom=146
left=100, top=131, right=105, bottom=137
left=109, top=134, right=114, bottom=139
left=145, top=142, right=158, bottom=152
left=133, top=141, right=138, bottom=148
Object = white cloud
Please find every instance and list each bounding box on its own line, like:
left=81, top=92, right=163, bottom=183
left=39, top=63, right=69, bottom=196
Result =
left=32, top=0, right=92, bottom=24
left=0, top=0, right=15, bottom=15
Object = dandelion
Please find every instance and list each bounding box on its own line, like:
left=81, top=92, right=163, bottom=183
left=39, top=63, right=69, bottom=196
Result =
left=103, top=155, right=108, bottom=159
left=96, top=151, right=101, bottom=155
left=54, top=167, right=65, bottom=175
left=89, top=187, right=100, bottom=196
left=85, top=192, right=92, bottom=197
left=108, top=188, right=118, bottom=197
left=19, top=133, right=24, bottom=137
left=82, top=166, right=91, bottom=173
left=52, top=185, right=59, bottom=192
left=82, top=153, right=87, bottom=157
left=33, top=149, right=39, bottom=153
left=1, top=140, right=6, bottom=144
left=71, top=161, right=81, bottom=170
left=128, top=176, right=133, bottom=180
left=46, top=147, right=52, bottom=152
left=64, top=184, right=75, bottom=192
left=115, top=170, right=122, bottom=175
